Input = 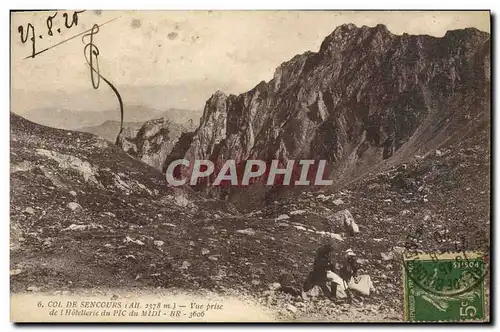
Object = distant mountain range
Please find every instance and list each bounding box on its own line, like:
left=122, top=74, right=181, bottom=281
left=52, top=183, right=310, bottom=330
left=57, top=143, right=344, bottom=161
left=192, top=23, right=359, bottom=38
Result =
left=78, top=120, right=145, bottom=143
left=80, top=117, right=196, bottom=144
left=16, top=105, right=202, bottom=131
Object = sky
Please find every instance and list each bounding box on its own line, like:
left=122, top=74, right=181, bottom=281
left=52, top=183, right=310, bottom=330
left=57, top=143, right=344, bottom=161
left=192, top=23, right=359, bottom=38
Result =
left=10, top=10, right=490, bottom=113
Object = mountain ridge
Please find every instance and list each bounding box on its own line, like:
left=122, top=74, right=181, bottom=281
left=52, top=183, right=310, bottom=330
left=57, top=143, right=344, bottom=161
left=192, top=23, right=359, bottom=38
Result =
left=169, top=24, right=490, bottom=202
left=17, top=106, right=202, bottom=131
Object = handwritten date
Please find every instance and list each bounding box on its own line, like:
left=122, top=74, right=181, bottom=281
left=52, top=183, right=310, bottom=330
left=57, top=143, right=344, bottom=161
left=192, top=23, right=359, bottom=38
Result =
left=17, top=10, right=85, bottom=58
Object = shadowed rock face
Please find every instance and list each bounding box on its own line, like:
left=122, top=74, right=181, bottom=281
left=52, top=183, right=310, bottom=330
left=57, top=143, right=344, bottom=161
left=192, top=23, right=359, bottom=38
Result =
left=117, top=117, right=195, bottom=171
left=180, top=24, right=490, bottom=190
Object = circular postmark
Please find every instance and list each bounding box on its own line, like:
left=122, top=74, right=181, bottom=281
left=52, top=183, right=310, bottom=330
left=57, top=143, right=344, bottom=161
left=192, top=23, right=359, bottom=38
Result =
left=401, top=223, right=489, bottom=297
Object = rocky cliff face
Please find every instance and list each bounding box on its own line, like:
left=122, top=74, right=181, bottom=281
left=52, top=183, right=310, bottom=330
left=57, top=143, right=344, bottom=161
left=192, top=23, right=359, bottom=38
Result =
left=117, top=117, right=195, bottom=171
left=180, top=24, right=490, bottom=189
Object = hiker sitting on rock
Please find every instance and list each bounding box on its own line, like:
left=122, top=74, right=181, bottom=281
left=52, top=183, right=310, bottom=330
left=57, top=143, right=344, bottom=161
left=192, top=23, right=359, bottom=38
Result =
left=303, top=244, right=359, bottom=303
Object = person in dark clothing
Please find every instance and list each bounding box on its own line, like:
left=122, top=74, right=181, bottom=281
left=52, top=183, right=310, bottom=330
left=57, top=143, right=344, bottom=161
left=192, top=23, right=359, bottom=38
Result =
left=303, top=243, right=338, bottom=299
left=303, top=244, right=359, bottom=302
left=277, top=273, right=302, bottom=297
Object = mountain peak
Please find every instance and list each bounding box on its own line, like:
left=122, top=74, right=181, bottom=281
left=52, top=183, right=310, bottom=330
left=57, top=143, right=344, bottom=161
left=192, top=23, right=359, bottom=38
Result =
left=443, top=27, right=490, bottom=41
left=331, top=23, right=391, bottom=36
left=212, top=90, right=228, bottom=99
left=332, top=23, right=358, bottom=35
left=320, top=23, right=393, bottom=55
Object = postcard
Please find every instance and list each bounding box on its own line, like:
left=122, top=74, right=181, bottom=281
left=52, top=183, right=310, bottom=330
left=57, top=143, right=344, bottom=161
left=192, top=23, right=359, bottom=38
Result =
left=10, top=10, right=491, bottom=323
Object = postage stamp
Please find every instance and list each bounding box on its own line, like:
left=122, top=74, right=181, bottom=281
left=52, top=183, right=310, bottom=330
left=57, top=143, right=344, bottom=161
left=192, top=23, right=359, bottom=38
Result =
left=404, top=252, right=487, bottom=322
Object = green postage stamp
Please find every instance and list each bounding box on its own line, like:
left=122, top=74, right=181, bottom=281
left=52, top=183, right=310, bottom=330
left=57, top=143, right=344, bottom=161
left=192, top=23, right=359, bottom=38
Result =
left=404, top=252, right=487, bottom=322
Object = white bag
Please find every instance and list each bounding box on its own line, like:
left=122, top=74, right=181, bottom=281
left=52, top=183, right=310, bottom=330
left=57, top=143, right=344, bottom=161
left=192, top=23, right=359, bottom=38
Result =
left=348, top=274, right=375, bottom=296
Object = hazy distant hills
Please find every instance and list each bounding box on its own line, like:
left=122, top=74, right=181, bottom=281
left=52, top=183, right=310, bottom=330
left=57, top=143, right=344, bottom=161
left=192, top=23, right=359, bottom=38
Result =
left=78, top=120, right=145, bottom=142
left=79, top=117, right=196, bottom=143
left=17, top=105, right=202, bottom=131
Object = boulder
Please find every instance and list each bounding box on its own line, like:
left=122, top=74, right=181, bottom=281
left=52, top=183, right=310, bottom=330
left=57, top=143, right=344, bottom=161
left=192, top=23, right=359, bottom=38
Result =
left=391, top=246, right=406, bottom=259
left=124, top=236, right=145, bottom=246
left=66, top=202, right=82, bottom=211
left=317, top=194, right=330, bottom=201
left=62, top=224, right=94, bottom=231
left=174, top=195, right=189, bottom=207
left=24, top=207, right=35, bottom=215
left=236, top=228, right=256, bottom=236
left=10, top=269, right=22, bottom=276
left=269, top=282, right=281, bottom=290
left=285, top=304, right=298, bottom=314
left=289, top=210, right=306, bottom=216
left=381, top=252, right=394, bottom=261
left=332, top=198, right=344, bottom=206
left=327, top=209, right=359, bottom=235
left=315, top=230, right=343, bottom=241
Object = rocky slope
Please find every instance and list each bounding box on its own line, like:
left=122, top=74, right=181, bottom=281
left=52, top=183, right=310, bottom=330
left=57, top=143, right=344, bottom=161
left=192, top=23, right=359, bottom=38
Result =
left=10, top=113, right=200, bottom=291
left=10, top=104, right=490, bottom=321
left=175, top=24, right=489, bottom=200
